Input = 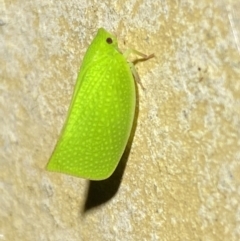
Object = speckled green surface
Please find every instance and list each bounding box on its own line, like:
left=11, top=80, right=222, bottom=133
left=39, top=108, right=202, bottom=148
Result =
left=47, top=28, right=136, bottom=180
left=1, top=0, right=240, bottom=240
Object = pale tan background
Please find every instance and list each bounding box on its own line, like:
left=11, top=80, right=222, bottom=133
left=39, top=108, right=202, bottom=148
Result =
left=1, top=0, right=240, bottom=240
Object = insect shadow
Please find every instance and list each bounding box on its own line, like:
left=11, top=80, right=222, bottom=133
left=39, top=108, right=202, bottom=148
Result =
left=82, top=81, right=140, bottom=213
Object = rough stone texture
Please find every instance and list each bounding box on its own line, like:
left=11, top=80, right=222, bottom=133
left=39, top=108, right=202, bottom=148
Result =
left=1, top=0, right=240, bottom=240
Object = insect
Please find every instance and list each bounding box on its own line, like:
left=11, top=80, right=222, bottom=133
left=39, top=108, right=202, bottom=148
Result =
left=46, top=28, right=153, bottom=180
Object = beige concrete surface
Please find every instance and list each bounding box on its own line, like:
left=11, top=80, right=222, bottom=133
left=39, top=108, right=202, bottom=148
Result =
left=1, top=0, right=240, bottom=240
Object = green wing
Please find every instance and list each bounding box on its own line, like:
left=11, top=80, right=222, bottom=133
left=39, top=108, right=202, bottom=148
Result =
left=47, top=28, right=136, bottom=180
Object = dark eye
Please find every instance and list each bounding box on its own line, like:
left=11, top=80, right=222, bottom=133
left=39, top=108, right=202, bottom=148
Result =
left=106, top=37, right=113, bottom=44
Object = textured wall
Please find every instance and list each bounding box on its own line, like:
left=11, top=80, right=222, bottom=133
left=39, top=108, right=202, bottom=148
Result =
left=1, top=0, right=240, bottom=240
